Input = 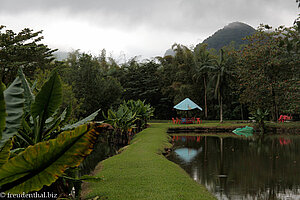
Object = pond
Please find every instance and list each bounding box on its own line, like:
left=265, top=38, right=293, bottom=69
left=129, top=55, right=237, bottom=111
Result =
left=167, top=134, right=300, bottom=200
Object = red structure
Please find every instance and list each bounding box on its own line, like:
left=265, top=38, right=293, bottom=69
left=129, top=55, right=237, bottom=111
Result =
left=278, top=114, right=292, bottom=123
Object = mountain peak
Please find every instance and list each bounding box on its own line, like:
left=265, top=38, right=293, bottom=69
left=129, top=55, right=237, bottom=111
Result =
left=224, top=21, right=252, bottom=29
left=199, top=21, right=256, bottom=51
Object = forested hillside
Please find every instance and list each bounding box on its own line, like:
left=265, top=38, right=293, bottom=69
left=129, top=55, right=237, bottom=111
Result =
left=200, top=22, right=256, bottom=51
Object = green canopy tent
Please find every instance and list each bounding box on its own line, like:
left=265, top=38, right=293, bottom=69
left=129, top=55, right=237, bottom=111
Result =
left=232, top=126, right=253, bottom=137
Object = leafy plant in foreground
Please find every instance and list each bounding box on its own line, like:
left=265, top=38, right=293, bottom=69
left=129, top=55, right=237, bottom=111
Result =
left=15, top=68, right=100, bottom=149
left=0, top=68, right=103, bottom=194
left=0, top=123, right=105, bottom=193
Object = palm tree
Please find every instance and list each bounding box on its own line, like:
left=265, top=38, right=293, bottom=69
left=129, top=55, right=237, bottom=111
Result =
left=200, top=49, right=231, bottom=122
left=193, top=44, right=212, bottom=119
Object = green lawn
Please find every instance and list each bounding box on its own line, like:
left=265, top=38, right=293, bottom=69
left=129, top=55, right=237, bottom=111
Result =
left=168, top=121, right=251, bottom=128
left=83, top=123, right=216, bottom=200
left=265, top=121, right=300, bottom=129
left=159, top=119, right=300, bottom=129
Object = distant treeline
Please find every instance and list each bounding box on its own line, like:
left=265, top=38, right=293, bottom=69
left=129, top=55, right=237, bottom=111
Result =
left=1, top=22, right=299, bottom=121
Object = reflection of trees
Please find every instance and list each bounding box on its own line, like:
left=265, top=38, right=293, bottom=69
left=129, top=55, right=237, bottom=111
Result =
left=224, top=136, right=300, bottom=199
left=168, top=135, right=300, bottom=199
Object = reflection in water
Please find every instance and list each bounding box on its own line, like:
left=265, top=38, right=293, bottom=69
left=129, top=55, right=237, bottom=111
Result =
left=168, top=135, right=300, bottom=200
left=174, top=148, right=202, bottom=163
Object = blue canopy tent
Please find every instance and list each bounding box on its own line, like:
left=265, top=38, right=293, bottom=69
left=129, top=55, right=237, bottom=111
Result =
left=173, top=98, right=202, bottom=122
left=173, top=98, right=202, bottom=111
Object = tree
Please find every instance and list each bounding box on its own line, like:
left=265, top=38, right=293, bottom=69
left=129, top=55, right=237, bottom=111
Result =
left=157, top=44, right=205, bottom=118
left=236, top=25, right=299, bottom=120
left=201, top=49, right=232, bottom=122
left=0, top=26, right=56, bottom=84
left=63, top=52, right=123, bottom=118
left=120, top=59, right=164, bottom=117
left=161, top=44, right=198, bottom=103
left=193, top=44, right=213, bottom=119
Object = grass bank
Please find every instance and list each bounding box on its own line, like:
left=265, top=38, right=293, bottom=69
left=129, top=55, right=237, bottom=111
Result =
left=168, top=121, right=251, bottom=128
left=167, top=120, right=300, bottom=134
left=83, top=123, right=216, bottom=200
left=150, top=120, right=300, bottom=129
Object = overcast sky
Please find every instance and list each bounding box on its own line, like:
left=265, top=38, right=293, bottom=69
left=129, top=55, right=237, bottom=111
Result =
left=0, top=0, right=299, bottom=60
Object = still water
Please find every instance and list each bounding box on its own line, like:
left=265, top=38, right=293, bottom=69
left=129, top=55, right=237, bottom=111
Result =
left=168, top=134, right=300, bottom=200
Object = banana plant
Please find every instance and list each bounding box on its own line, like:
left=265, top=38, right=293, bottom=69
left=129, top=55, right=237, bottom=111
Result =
left=104, top=104, right=136, bottom=144
left=125, top=99, right=154, bottom=130
left=249, top=108, right=269, bottom=134
left=103, top=100, right=154, bottom=144
left=105, top=105, right=136, bottom=134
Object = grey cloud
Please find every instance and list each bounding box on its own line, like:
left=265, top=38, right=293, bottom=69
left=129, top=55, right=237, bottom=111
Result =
left=1, top=0, right=298, bottom=33
left=0, top=0, right=298, bottom=58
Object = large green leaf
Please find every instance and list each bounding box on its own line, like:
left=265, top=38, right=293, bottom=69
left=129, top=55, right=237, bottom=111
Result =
left=31, top=71, right=62, bottom=143
left=0, top=123, right=105, bottom=193
left=0, top=139, right=12, bottom=168
left=0, top=82, right=6, bottom=138
left=61, top=109, right=100, bottom=131
left=42, top=108, right=69, bottom=140
left=1, top=77, right=24, bottom=146
left=16, top=116, right=34, bottom=146
left=17, top=68, right=34, bottom=113
left=31, top=71, right=62, bottom=120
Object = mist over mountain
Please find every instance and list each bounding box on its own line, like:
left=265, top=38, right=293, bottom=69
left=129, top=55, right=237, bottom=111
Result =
left=200, top=22, right=256, bottom=51
left=164, top=22, right=256, bottom=57
left=53, top=51, right=69, bottom=61
left=164, top=48, right=176, bottom=57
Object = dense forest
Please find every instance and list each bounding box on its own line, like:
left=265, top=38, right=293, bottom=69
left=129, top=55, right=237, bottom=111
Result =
left=0, top=20, right=299, bottom=122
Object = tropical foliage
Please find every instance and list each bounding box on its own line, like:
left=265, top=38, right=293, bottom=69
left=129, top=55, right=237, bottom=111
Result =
left=34, top=68, right=83, bottom=122
left=1, top=76, right=24, bottom=147
left=0, top=7, right=299, bottom=197
left=0, top=26, right=56, bottom=85
left=0, top=68, right=104, bottom=195
left=119, top=59, right=164, bottom=118
left=193, top=44, right=213, bottom=118
left=125, top=99, right=154, bottom=130
left=0, top=123, right=104, bottom=193
left=61, top=51, right=123, bottom=118
left=200, top=49, right=233, bottom=122
left=249, top=108, right=269, bottom=134
left=236, top=24, right=299, bottom=121
left=1, top=14, right=299, bottom=129
left=104, top=100, right=154, bottom=144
